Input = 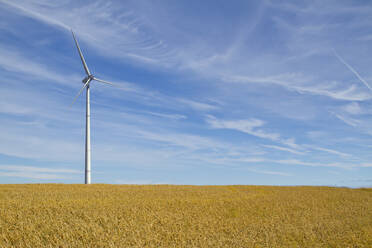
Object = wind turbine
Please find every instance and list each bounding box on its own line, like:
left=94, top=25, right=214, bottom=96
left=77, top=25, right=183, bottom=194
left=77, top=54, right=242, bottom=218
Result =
left=70, top=30, right=116, bottom=184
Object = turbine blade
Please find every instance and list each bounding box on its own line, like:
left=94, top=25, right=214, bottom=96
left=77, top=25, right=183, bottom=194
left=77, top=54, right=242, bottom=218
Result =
left=70, top=78, right=91, bottom=107
left=333, top=49, right=372, bottom=92
left=93, top=77, right=115, bottom=86
left=93, top=77, right=133, bottom=92
left=71, top=30, right=91, bottom=76
left=93, top=77, right=119, bottom=87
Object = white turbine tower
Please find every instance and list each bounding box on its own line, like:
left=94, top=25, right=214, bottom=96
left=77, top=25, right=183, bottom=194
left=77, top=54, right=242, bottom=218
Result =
left=70, top=30, right=116, bottom=184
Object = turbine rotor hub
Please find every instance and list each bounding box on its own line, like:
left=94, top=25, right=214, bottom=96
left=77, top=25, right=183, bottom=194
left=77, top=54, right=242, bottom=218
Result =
left=82, top=75, right=94, bottom=84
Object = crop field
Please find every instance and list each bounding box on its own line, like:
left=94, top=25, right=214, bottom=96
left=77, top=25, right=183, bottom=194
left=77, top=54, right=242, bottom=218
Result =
left=0, top=185, right=371, bottom=247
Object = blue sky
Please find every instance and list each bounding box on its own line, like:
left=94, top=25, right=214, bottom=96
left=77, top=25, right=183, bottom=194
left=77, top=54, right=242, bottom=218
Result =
left=0, top=0, right=372, bottom=187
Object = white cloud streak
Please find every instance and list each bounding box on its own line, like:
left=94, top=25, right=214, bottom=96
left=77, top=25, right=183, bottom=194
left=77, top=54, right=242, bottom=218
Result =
left=332, top=112, right=360, bottom=127
left=343, top=102, right=363, bottom=115
left=0, top=165, right=80, bottom=174
left=225, top=73, right=371, bottom=101
left=307, top=146, right=351, bottom=158
left=206, top=115, right=280, bottom=141
left=333, top=49, right=372, bottom=92
left=0, top=165, right=80, bottom=180
left=0, top=171, right=69, bottom=180
left=0, top=0, right=70, bottom=30
left=247, top=168, right=292, bottom=177
left=262, top=144, right=305, bottom=155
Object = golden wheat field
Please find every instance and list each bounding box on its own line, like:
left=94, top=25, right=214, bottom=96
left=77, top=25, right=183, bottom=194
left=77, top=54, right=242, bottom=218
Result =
left=0, top=184, right=371, bottom=247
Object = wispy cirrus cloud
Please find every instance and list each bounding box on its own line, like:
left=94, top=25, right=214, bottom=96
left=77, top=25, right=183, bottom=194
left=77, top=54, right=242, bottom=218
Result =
left=2, top=0, right=372, bottom=105
left=0, top=0, right=70, bottom=30
left=262, top=145, right=305, bottom=155
left=224, top=73, right=372, bottom=101
left=0, top=0, right=175, bottom=67
left=199, top=155, right=367, bottom=169
left=0, top=46, right=80, bottom=86
left=246, top=167, right=292, bottom=177
left=342, top=102, right=363, bottom=115
left=275, top=159, right=371, bottom=169
left=206, top=115, right=354, bottom=159
left=333, top=49, right=372, bottom=92
left=306, top=146, right=351, bottom=158
left=206, top=115, right=280, bottom=141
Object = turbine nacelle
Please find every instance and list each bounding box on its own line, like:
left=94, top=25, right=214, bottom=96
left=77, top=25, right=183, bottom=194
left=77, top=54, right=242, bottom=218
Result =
left=82, top=75, right=94, bottom=84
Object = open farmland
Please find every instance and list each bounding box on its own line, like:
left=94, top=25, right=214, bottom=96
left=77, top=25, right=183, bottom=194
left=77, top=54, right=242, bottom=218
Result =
left=0, top=184, right=371, bottom=247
